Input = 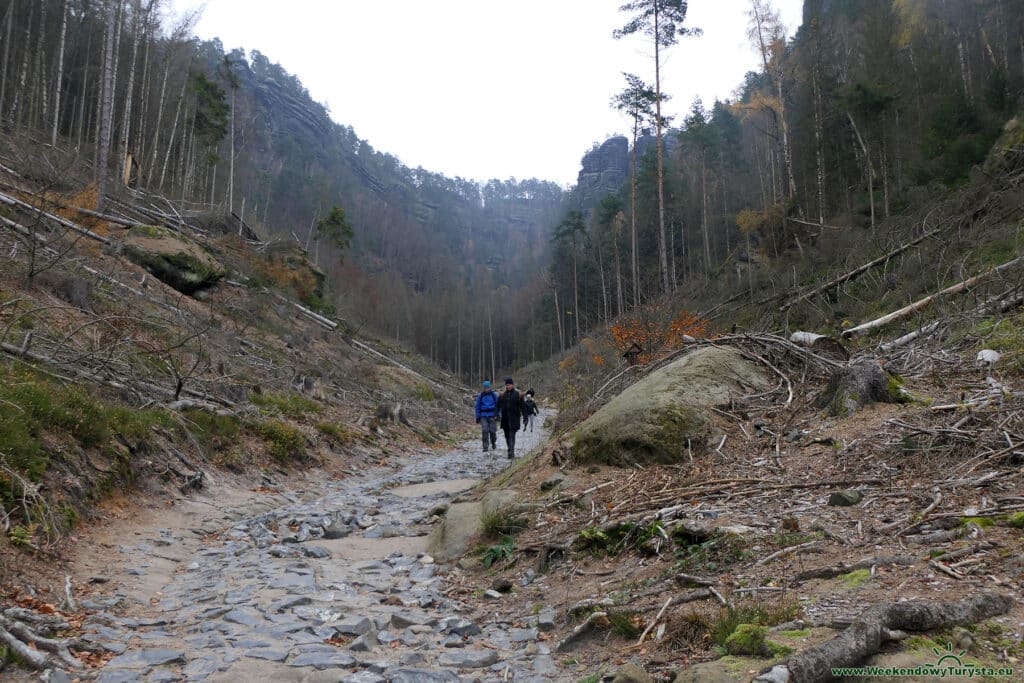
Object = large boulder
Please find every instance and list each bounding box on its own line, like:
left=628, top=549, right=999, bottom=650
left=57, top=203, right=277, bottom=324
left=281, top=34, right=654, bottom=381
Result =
left=426, top=501, right=483, bottom=562
left=123, top=226, right=226, bottom=295
left=572, top=346, right=770, bottom=467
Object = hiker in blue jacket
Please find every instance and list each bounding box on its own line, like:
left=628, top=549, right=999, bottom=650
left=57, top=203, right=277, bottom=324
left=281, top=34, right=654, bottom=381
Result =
left=475, top=380, right=498, bottom=452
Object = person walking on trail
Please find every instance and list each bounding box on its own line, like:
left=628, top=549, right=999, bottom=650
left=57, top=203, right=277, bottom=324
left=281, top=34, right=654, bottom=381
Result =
left=523, top=388, right=537, bottom=432
left=475, top=380, right=498, bottom=452
left=496, top=377, right=527, bottom=460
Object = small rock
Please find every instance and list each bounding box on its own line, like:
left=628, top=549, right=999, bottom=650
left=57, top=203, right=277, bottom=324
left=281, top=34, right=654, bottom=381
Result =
left=828, top=490, right=863, bottom=506
left=952, top=626, right=973, bottom=650
left=289, top=652, right=357, bottom=669
left=540, top=475, right=566, bottom=492
left=483, top=589, right=503, bottom=600
left=336, top=616, right=373, bottom=636
left=510, top=627, right=539, bottom=642
left=348, top=632, right=378, bottom=652
left=390, top=611, right=434, bottom=629
left=437, top=649, right=500, bottom=669
left=754, top=665, right=792, bottom=683
left=388, top=668, right=458, bottom=682
left=441, top=617, right=482, bottom=637
left=613, top=662, right=655, bottom=683
left=302, top=545, right=331, bottom=559
left=341, top=672, right=386, bottom=683
left=105, top=648, right=186, bottom=669
left=244, top=648, right=290, bottom=662
left=41, top=670, right=74, bottom=683
left=586, top=465, right=601, bottom=474
left=536, top=608, right=557, bottom=632
left=492, top=577, right=514, bottom=593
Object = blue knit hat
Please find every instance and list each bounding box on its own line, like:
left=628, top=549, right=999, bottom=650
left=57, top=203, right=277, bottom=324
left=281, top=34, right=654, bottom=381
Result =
left=482, top=380, right=491, bottom=388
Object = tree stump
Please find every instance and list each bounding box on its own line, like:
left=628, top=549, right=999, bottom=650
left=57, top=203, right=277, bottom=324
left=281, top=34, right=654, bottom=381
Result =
left=813, top=358, right=907, bottom=417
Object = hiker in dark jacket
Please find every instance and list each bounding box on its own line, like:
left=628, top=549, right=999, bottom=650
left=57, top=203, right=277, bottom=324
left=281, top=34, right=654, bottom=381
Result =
left=496, top=377, right=527, bottom=459
left=475, top=380, right=498, bottom=452
left=523, top=388, right=537, bottom=432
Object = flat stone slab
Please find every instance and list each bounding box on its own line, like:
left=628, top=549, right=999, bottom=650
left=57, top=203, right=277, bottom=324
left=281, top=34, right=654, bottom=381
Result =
left=288, top=652, right=357, bottom=669
left=244, top=648, right=290, bottom=662
left=387, top=669, right=460, bottom=682
left=437, top=649, right=501, bottom=668
left=105, top=648, right=186, bottom=669
left=390, top=478, right=480, bottom=498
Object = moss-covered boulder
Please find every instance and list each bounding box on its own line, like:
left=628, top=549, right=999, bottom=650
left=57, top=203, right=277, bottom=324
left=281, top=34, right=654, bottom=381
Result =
left=572, top=346, right=770, bottom=467
left=123, top=226, right=226, bottom=295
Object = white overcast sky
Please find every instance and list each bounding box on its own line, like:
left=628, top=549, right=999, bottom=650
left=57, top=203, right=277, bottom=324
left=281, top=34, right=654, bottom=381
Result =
left=169, top=0, right=804, bottom=186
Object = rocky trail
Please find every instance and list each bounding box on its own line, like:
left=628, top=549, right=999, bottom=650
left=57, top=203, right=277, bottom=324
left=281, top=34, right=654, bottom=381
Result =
left=36, top=414, right=560, bottom=683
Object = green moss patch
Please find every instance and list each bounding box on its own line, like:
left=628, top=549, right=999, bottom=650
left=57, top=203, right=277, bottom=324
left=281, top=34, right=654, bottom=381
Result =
left=0, top=363, right=166, bottom=481
left=123, top=227, right=226, bottom=295
left=571, top=347, right=770, bottom=467
left=1003, top=512, right=1024, bottom=528
left=838, top=568, right=872, bottom=588
left=254, top=420, right=308, bottom=463
left=251, top=391, right=322, bottom=419
left=315, top=422, right=353, bottom=446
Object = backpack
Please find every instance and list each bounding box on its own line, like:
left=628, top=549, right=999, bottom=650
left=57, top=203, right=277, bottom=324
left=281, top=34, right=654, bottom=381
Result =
left=478, top=391, right=497, bottom=414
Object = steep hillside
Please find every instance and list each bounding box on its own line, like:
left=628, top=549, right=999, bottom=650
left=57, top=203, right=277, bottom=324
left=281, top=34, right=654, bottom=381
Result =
left=0, top=151, right=472, bottom=597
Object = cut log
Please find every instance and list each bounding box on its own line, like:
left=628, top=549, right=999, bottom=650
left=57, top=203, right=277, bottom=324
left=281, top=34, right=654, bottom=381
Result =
left=843, top=255, right=1024, bottom=338
left=789, top=332, right=849, bottom=361
left=756, top=593, right=1014, bottom=682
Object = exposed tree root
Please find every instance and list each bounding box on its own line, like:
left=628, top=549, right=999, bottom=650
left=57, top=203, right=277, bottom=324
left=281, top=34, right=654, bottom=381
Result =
left=756, top=593, right=1015, bottom=682
left=0, top=611, right=88, bottom=671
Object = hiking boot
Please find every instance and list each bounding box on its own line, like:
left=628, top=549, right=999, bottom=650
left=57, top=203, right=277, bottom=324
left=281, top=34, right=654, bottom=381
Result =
left=507, top=450, right=514, bottom=460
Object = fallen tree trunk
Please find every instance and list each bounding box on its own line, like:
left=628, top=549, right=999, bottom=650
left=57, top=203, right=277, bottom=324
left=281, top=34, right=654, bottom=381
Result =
left=756, top=593, right=1014, bottom=682
left=843, top=256, right=1024, bottom=338
left=781, top=227, right=942, bottom=312
left=791, top=555, right=916, bottom=584
left=879, top=286, right=1024, bottom=351
left=0, top=191, right=110, bottom=244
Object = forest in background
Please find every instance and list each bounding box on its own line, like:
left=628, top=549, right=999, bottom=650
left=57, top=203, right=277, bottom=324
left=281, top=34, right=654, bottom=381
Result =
left=2, top=0, right=1023, bottom=381
left=550, top=0, right=1024, bottom=350
left=0, top=0, right=565, bottom=383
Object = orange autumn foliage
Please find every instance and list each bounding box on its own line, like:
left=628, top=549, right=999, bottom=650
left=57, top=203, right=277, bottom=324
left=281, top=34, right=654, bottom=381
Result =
left=610, top=308, right=710, bottom=365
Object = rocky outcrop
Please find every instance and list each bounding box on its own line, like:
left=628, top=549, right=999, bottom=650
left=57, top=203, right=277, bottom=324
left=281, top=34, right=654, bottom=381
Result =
left=573, top=136, right=629, bottom=208
left=572, top=346, right=770, bottom=467
left=122, top=226, right=226, bottom=295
